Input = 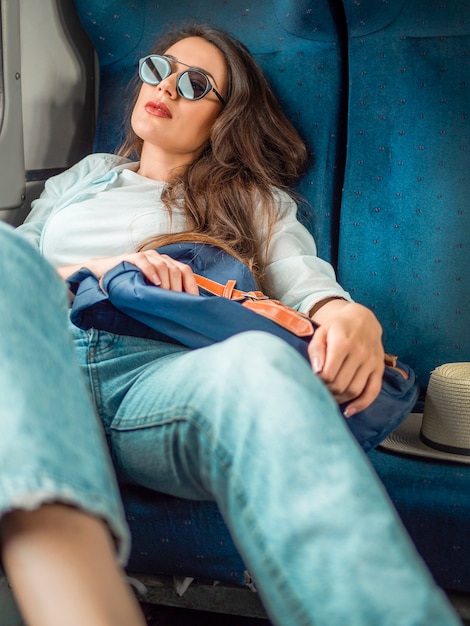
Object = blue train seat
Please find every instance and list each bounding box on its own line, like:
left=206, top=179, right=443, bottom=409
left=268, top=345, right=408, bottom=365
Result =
left=73, top=0, right=470, bottom=608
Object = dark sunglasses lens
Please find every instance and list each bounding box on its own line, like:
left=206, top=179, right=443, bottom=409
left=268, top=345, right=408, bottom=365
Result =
left=178, top=70, right=209, bottom=100
left=140, top=56, right=170, bottom=85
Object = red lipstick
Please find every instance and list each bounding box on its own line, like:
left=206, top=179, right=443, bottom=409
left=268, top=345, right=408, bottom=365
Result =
left=144, top=100, right=172, bottom=119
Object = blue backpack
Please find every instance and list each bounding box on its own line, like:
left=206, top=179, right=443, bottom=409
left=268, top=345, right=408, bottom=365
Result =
left=68, top=240, right=419, bottom=452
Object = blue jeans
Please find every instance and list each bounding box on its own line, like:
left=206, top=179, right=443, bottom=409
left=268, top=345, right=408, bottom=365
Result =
left=0, top=223, right=129, bottom=562
left=0, top=222, right=460, bottom=626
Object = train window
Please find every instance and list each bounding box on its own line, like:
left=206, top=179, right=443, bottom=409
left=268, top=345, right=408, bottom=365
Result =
left=0, top=5, right=4, bottom=140
left=0, top=0, right=25, bottom=212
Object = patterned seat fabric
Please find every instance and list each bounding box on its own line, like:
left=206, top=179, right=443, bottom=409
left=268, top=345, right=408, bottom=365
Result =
left=338, top=0, right=470, bottom=386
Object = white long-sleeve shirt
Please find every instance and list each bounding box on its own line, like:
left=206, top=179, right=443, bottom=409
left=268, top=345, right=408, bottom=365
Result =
left=17, top=153, right=351, bottom=313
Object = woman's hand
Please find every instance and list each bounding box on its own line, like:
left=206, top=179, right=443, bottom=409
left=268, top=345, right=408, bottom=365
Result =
left=308, top=300, right=385, bottom=417
left=58, top=250, right=199, bottom=295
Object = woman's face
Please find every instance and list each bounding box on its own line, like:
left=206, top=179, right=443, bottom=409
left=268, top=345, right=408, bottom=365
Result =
left=131, top=36, right=228, bottom=164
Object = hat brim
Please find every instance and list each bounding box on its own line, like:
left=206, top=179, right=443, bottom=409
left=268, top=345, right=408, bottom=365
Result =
left=378, top=413, right=470, bottom=465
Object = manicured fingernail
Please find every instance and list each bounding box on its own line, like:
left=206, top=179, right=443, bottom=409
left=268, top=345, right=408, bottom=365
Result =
left=343, top=406, right=357, bottom=419
left=312, top=357, right=323, bottom=374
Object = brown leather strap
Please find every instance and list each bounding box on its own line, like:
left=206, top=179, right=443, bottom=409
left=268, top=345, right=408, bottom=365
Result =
left=243, top=300, right=314, bottom=337
left=195, top=274, right=315, bottom=338
left=195, top=274, right=267, bottom=301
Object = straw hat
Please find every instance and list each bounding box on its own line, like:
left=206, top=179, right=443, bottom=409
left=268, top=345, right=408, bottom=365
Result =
left=379, top=362, right=470, bottom=464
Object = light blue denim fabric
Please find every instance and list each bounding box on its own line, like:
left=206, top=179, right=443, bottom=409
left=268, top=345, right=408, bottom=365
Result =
left=0, top=221, right=460, bottom=625
left=0, top=222, right=130, bottom=564
left=71, top=323, right=460, bottom=626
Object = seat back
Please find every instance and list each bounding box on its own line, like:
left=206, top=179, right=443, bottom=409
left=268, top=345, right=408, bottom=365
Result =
left=337, top=0, right=470, bottom=385
left=74, top=0, right=470, bottom=386
left=74, top=0, right=346, bottom=263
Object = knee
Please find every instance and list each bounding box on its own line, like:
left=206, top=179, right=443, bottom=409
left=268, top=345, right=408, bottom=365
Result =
left=0, top=223, right=49, bottom=277
left=213, top=331, right=311, bottom=382
left=196, top=331, right=336, bottom=435
left=0, top=222, right=34, bottom=261
left=0, top=223, right=67, bottom=309
left=224, top=329, right=296, bottom=355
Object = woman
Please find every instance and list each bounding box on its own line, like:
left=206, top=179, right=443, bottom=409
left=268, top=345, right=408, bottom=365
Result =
left=1, top=24, right=460, bottom=626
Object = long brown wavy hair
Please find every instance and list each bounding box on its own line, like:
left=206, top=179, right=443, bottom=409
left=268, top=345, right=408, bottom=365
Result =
left=118, top=24, right=308, bottom=293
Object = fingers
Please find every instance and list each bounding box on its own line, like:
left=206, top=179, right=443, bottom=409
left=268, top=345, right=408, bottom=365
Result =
left=307, top=325, right=329, bottom=374
left=307, top=312, right=385, bottom=416
left=320, top=355, right=384, bottom=417
left=326, top=356, right=384, bottom=417
left=147, top=252, right=199, bottom=294
left=342, top=366, right=384, bottom=418
left=122, top=251, right=199, bottom=295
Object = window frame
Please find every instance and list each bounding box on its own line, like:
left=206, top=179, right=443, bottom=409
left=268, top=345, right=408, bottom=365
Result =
left=0, top=0, right=25, bottom=211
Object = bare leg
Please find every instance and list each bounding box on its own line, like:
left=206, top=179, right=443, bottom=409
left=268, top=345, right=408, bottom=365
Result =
left=0, top=504, right=146, bottom=626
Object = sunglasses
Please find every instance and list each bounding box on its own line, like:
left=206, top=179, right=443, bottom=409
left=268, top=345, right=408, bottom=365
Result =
left=138, top=55, right=226, bottom=107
